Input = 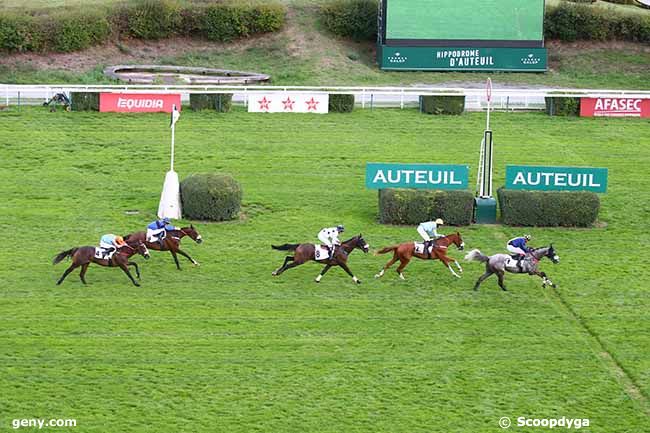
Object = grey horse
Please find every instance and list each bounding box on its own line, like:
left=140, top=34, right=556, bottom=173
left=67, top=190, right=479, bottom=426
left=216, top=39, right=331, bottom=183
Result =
left=464, top=245, right=560, bottom=291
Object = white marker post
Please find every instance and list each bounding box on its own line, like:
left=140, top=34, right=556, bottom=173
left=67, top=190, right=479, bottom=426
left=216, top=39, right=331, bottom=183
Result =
left=474, top=78, right=497, bottom=223
left=157, top=104, right=182, bottom=219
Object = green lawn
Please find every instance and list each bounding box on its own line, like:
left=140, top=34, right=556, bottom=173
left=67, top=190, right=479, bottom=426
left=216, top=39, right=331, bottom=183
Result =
left=1, top=107, right=649, bottom=432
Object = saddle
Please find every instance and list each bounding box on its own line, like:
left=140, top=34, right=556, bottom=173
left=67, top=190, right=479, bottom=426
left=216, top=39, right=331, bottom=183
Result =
left=94, top=247, right=116, bottom=260
left=314, top=244, right=333, bottom=260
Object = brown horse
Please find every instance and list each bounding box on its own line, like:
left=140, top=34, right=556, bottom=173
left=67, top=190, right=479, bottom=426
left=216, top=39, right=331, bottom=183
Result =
left=53, top=238, right=150, bottom=286
left=124, top=225, right=202, bottom=270
left=271, top=234, right=370, bottom=284
left=374, top=232, right=465, bottom=280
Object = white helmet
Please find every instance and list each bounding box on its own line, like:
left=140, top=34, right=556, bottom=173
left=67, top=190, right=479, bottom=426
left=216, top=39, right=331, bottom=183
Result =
left=435, top=218, right=444, bottom=225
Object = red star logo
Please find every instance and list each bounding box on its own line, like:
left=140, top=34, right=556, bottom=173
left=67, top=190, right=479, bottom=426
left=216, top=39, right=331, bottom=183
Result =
left=306, top=97, right=320, bottom=111
left=282, top=97, right=295, bottom=111
left=258, top=96, right=271, bottom=111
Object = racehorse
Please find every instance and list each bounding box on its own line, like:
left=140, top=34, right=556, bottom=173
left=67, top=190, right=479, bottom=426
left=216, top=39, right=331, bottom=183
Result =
left=53, top=238, right=150, bottom=286
left=271, top=234, right=370, bottom=284
left=124, top=225, right=202, bottom=270
left=464, top=245, right=560, bottom=291
left=374, top=232, right=465, bottom=280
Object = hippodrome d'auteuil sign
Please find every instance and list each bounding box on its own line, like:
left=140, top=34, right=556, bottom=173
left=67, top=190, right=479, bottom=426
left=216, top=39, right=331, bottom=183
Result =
left=505, top=165, right=608, bottom=193
left=365, top=163, right=469, bottom=190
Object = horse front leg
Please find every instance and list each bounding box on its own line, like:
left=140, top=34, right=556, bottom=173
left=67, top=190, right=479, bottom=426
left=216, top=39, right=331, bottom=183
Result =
left=339, top=262, right=361, bottom=285
left=535, top=270, right=556, bottom=288
left=176, top=248, right=200, bottom=267
left=119, top=263, right=140, bottom=286
left=440, top=255, right=461, bottom=279
left=315, top=264, right=332, bottom=283
left=128, top=261, right=141, bottom=279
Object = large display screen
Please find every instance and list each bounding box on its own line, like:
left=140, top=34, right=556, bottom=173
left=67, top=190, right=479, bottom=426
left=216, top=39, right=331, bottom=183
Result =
left=384, top=0, right=545, bottom=44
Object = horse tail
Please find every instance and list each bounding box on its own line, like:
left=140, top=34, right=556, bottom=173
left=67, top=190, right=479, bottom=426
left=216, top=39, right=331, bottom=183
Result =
left=272, top=243, right=300, bottom=251
left=53, top=248, right=77, bottom=265
left=464, top=249, right=489, bottom=263
left=376, top=245, right=398, bottom=255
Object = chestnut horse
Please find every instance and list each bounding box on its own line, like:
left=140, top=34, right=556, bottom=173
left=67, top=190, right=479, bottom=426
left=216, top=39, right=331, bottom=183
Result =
left=271, top=234, right=370, bottom=284
left=124, top=225, right=202, bottom=270
left=53, top=238, right=150, bottom=286
left=374, top=232, right=465, bottom=280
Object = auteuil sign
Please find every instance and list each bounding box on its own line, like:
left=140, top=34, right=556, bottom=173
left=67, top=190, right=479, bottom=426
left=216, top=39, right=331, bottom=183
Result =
left=506, top=165, right=608, bottom=193
left=366, top=163, right=469, bottom=190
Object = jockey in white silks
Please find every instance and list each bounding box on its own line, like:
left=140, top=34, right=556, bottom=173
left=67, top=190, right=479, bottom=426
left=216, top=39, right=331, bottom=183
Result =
left=416, top=218, right=444, bottom=258
left=318, top=225, right=345, bottom=258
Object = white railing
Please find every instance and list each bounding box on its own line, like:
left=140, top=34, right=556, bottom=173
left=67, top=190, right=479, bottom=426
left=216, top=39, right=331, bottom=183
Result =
left=3, top=83, right=650, bottom=112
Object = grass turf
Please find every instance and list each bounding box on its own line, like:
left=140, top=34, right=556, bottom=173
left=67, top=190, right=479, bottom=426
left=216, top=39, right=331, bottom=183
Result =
left=1, top=107, right=649, bottom=432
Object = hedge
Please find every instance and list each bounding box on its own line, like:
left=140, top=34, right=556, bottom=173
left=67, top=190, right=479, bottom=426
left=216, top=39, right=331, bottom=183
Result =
left=545, top=2, right=650, bottom=43
left=320, top=0, right=378, bottom=40
left=0, top=0, right=286, bottom=53
left=180, top=174, right=242, bottom=221
left=329, top=94, right=355, bottom=112
left=70, top=92, right=100, bottom=111
left=498, top=188, right=600, bottom=227
left=190, top=94, right=233, bottom=112
left=378, top=189, right=475, bottom=226
left=420, top=96, right=465, bottom=115
left=545, top=97, right=581, bottom=116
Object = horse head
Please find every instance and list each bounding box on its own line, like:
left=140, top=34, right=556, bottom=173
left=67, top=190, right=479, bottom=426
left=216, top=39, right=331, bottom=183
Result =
left=546, top=244, right=560, bottom=264
left=136, top=241, right=150, bottom=260
left=453, top=231, right=465, bottom=251
left=353, top=234, right=370, bottom=254
left=181, top=225, right=203, bottom=244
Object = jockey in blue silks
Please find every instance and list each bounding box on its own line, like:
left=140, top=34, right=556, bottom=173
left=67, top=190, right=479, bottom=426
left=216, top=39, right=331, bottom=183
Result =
left=507, top=235, right=532, bottom=259
left=146, top=217, right=177, bottom=246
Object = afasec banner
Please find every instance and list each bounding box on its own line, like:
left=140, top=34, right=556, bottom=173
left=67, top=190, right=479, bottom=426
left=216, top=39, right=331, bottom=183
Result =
left=366, top=163, right=469, bottom=190
left=505, top=165, right=608, bottom=193
left=580, top=97, right=650, bottom=118
left=100, top=93, right=181, bottom=113
left=248, top=93, right=329, bottom=114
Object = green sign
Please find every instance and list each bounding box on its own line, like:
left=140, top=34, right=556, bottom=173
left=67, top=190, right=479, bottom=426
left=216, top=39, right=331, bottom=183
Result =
left=366, top=163, right=469, bottom=190
left=379, top=46, right=547, bottom=71
left=505, top=165, right=608, bottom=193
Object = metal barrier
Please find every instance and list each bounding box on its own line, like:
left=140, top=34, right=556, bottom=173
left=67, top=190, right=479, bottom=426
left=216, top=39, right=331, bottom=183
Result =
left=3, top=84, right=650, bottom=112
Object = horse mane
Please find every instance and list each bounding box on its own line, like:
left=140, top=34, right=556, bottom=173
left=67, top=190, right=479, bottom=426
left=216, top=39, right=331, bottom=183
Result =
left=341, top=235, right=360, bottom=244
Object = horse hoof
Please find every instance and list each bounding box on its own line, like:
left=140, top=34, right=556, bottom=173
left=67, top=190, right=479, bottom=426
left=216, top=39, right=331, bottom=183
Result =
left=193, top=262, right=200, bottom=267
left=356, top=280, right=362, bottom=285
left=374, top=274, right=380, bottom=279
left=314, top=279, right=320, bottom=283
left=272, top=272, right=277, bottom=276
left=134, top=283, right=141, bottom=287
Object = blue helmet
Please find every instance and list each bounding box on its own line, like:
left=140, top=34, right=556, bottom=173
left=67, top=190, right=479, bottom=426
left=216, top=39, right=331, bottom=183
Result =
left=162, top=217, right=171, bottom=224
left=336, top=224, right=345, bottom=232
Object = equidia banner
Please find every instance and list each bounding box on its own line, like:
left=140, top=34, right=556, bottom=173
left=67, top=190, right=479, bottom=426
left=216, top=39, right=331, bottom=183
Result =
left=100, top=93, right=181, bottom=113
left=247, top=93, right=329, bottom=114
left=580, top=97, right=650, bottom=118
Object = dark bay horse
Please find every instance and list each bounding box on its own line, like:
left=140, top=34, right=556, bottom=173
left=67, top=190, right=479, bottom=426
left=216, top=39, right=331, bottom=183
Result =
left=124, top=225, right=202, bottom=270
left=53, top=238, right=150, bottom=286
left=465, top=245, right=560, bottom=291
left=375, top=232, right=465, bottom=280
left=272, top=234, right=370, bottom=284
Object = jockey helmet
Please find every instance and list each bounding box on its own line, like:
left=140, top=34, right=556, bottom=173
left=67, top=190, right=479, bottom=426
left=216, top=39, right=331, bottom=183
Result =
left=115, top=235, right=125, bottom=244
left=162, top=217, right=171, bottom=224
left=336, top=224, right=345, bottom=232
left=435, top=218, right=444, bottom=225
left=524, top=234, right=531, bottom=240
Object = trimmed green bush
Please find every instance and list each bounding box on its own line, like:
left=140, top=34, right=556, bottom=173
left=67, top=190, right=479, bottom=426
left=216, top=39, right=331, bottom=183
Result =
left=545, top=2, right=650, bottom=43
left=70, top=92, right=99, bottom=111
left=197, top=3, right=286, bottom=42
left=420, top=95, right=465, bottom=115
left=0, top=14, right=41, bottom=52
left=498, top=188, right=600, bottom=227
left=379, top=189, right=474, bottom=226
left=545, top=97, right=581, bottom=116
left=321, top=0, right=378, bottom=40
left=190, top=94, right=233, bottom=112
left=44, top=10, right=111, bottom=52
left=181, top=174, right=242, bottom=221
left=329, top=94, right=355, bottom=112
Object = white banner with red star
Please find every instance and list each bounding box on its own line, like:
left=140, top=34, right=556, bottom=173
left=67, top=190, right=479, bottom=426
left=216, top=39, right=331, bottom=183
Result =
left=248, top=93, right=329, bottom=114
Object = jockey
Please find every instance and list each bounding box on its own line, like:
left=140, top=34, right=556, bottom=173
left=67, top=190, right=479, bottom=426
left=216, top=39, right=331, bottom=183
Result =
left=507, top=235, right=532, bottom=260
left=146, top=217, right=175, bottom=246
left=99, top=234, right=127, bottom=259
left=417, top=218, right=444, bottom=258
left=318, top=225, right=345, bottom=258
